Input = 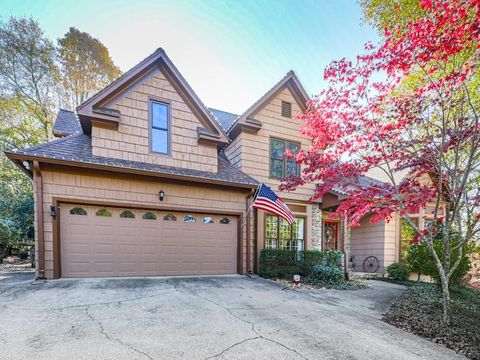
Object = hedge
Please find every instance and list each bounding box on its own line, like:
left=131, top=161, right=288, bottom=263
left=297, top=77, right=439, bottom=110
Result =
left=259, top=248, right=343, bottom=279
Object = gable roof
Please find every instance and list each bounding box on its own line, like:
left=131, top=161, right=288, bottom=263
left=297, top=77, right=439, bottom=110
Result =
left=76, top=48, right=229, bottom=144
left=208, top=108, right=238, bottom=133
left=52, top=109, right=82, bottom=137
left=6, top=134, right=258, bottom=188
left=227, top=71, right=310, bottom=137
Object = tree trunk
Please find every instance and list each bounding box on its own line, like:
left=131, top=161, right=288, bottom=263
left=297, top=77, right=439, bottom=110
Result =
left=0, top=245, right=8, bottom=264
left=440, top=276, right=451, bottom=324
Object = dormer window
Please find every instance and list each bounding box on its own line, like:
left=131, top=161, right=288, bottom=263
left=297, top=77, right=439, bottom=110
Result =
left=150, top=101, right=170, bottom=154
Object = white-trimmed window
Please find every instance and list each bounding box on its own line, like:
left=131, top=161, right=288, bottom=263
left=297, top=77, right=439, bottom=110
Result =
left=265, top=215, right=304, bottom=251
left=150, top=101, right=170, bottom=154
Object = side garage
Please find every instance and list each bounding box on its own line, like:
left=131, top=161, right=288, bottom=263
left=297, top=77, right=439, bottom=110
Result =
left=59, top=204, right=240, bottom=278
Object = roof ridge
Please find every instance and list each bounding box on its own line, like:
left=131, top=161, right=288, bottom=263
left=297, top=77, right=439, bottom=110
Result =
left=225, top=71, right=308, bottom=134
left=76, top=48, right=164, bottom=111
left=208, top=107, right=239, bottom=116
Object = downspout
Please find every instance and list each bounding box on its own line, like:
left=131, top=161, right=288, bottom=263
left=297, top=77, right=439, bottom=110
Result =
left=33, top=161, right=46, bottom=279
left=253, top=208, right=258, bottom=273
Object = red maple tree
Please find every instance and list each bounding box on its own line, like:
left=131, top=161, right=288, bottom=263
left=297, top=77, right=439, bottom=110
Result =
left=283, top=0, right=480, bottom=323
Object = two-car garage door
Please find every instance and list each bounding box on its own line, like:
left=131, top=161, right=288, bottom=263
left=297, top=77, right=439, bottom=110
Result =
left=60, top=204, right=238, bottom=278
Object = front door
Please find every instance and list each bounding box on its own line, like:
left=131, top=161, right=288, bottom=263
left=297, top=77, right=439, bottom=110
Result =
left=323, top=221, right=338, bottom=250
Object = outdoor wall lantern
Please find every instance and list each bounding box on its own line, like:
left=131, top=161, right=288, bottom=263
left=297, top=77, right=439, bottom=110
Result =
left=159, top=190, right=165, bottom=202
left=50, top=205, right=57, bottom=218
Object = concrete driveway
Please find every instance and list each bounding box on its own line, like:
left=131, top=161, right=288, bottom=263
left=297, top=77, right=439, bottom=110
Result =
left=0, top=273, right=465, bottom=360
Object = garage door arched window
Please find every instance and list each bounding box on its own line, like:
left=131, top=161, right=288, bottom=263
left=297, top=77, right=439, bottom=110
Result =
left=142, top=212, right=157, bottom=220
left=120, top=210, right=135, bottom=219
left=220, top=217, right=231, bottom=224
left=183, top=215, right=196, bottom=223
left=163, top=213, right=177, bottom=221
left=70, top=207, right=87, bottom=215
left=202, top=216, right=214, bottom=224
left=96, top=209, right=112, bottom=217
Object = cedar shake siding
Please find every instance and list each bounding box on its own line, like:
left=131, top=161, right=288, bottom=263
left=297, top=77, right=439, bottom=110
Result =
left=92, top=69, right=218, bottom=172
left=225, top=87, right=316, bottom=203
left=34, top=167, right=251, bottom=279
left=350, top=214, right=400, bottom=273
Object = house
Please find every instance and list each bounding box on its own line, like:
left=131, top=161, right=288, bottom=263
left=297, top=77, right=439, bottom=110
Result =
left=6, top=48, right=427, bottom=279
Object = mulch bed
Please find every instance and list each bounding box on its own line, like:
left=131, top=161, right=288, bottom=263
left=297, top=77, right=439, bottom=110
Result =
left=274, top=278, right=369, bottom=290
left=383, top=283, right=480, bottom=359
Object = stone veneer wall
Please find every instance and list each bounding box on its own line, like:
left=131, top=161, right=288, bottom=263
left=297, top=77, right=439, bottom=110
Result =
left=343, top=220, right=351, bottom=273
left=311, top=205, right=322, bottom=250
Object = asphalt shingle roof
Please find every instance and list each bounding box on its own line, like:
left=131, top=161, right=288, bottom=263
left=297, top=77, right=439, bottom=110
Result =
left=208, top=108, right=238, bottom=133
left=52, top=109, right=82, bottom=137
left=12, top=134, right=258, bottom=187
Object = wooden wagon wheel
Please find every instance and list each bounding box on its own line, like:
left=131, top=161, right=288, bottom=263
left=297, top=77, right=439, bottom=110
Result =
left=363, top=256, right=380, bottom=273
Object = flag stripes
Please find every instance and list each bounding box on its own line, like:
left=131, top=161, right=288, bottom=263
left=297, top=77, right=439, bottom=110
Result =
left=252, top=184, right=295, bottom=224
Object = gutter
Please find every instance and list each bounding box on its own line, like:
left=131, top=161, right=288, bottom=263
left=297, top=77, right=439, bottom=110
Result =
left=5, top=152, right=258, bottom=190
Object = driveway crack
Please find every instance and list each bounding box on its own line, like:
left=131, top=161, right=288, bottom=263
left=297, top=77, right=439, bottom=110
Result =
left=205, top=336, right=261, bottom=359
left=84, top=307, right=154, bottom=360
left=198, top=294, right=309, bottom=360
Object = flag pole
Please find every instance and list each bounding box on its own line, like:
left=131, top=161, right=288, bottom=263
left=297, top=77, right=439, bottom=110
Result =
left=242, top=183, right=261, bottom=228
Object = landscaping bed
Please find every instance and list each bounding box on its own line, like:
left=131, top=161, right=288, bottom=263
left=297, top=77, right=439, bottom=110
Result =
left=275, top=278, right=368, bottom=290
left=259, top=249, right=368, bottom=290
left=383, top=283, right=480, bottom=359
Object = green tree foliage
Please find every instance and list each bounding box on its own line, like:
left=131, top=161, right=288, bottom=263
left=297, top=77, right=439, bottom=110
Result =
left=0, top=218, right=20, bottom=263
left=358, top=0, right=423, bottom=35
left=58, top=27, right=121, bottom=109
left=407, top=224, right=476, bottom=287
left=0, top=17, right=58, bottom=141
left=0, top=17, right=121, bottom=254
left=0, top=17, right=56, bottom=253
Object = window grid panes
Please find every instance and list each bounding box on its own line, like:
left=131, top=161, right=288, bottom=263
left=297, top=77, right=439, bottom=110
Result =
left=265, top=214, right=304, bottom=251
left=270, top=138, right=300, bottom=178
left=151, top=101, right=169, bottom=154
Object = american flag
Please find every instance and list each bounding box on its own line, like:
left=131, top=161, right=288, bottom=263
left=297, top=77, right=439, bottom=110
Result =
left=252, top=184, right=295, bottom=224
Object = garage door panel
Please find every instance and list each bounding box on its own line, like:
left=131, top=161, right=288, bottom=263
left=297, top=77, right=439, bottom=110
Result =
left=60, top=205, right=238, bottom=278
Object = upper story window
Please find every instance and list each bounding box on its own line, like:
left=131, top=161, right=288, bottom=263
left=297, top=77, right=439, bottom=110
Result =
left=150, top=101, right=170, bottom=154
left=270, top=138, right=300, bottom=178
left=281, top=101, right=292, bottom=118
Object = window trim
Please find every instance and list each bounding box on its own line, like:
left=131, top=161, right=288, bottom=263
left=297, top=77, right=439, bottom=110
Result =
left=264, top=214, right=306, bottom=251
left=149, top=99, right=171, bottom=155
left=269, top=137, right=301, bottom=179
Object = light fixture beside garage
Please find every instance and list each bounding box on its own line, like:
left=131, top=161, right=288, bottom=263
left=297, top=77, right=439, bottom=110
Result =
left=159, top=190, right=165, bottom=201
left=50, top=205, right=57, bottom=218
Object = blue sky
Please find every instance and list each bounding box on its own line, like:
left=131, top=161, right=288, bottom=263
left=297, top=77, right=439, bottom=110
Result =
left=0, top=0, right=379, bottom=114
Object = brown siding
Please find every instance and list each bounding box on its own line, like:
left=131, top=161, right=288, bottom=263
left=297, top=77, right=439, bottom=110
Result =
left=34, top=168, right=249, bottom=279
left=92, top=68, right=218, bottom=172
left=350, top=213, right=400, bottom=273
left=224, top=135, right=242, bottom=169
left=225, top=87, right=316, bottom=202
left=350, top=215, right=387, bottom=273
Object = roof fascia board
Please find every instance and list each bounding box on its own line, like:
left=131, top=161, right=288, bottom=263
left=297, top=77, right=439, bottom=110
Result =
left=228, top=72, right=310, bottom=138
left=76, top=48, right=229, bottom=143
left=6, top=151, right=256, bottom=189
